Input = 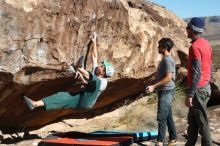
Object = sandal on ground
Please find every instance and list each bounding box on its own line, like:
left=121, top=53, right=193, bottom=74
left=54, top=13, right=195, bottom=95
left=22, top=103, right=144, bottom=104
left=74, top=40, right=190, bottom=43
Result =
left=167, top=140, right=177, bottom=146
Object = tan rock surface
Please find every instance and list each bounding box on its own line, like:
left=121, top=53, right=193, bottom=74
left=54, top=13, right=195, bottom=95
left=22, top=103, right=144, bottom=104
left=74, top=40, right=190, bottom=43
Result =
left=0, top=0, right=189, bottom=129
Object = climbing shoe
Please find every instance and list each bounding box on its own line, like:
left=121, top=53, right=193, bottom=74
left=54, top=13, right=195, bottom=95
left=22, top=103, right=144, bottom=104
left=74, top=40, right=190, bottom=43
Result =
left=22, top=96, right=35, bottom=110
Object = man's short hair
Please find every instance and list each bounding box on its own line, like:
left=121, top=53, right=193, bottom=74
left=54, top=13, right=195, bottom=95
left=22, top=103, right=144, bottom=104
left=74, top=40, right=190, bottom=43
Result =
left=158, top=38, right=174, bottom=52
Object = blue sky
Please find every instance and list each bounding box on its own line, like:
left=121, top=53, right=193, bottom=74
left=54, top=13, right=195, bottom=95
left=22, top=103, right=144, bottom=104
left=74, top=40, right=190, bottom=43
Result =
left=148, top=0, right=220, bottom=18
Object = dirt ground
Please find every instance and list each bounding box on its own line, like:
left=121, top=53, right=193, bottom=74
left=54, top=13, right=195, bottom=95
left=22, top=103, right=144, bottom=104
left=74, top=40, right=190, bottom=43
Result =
left=1, top=96, right=220, bottom=146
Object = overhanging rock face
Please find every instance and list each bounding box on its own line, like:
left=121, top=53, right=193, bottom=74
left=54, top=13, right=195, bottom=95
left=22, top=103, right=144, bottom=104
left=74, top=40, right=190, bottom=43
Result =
left=0, top=0, right=188, bottom=129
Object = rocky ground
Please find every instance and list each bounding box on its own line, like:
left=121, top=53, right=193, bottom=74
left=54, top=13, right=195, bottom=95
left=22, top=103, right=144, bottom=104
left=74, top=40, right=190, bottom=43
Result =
left=1, top=95, right=220, bottom=146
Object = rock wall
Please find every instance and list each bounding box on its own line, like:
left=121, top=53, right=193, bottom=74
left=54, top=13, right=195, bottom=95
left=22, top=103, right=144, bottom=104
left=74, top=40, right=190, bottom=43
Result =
left=0, top=0, right=189, bottom=129
left=209, top=70, right=220, bottom=106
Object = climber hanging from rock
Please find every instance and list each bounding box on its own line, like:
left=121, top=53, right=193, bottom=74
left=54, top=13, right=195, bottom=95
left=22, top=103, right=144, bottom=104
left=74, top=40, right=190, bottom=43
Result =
left=22, top=32, right=115, bottom=111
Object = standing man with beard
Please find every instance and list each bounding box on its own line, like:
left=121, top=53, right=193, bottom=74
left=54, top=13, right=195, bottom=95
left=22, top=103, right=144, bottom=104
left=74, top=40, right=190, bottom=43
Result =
left=185, top=17, right=213, bottom=146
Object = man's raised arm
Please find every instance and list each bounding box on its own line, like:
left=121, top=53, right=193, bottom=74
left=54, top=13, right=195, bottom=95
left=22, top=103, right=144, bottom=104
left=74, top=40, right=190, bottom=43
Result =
left=91, top=33, right=98, bottom=66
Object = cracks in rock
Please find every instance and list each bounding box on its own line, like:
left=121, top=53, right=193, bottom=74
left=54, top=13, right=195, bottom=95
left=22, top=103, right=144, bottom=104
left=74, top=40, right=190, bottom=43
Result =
left=51, top=49, right=61, bottom=63
left=3, top=37, right=46, bottom=54
left=127, top=1, right=143, bottom=9
left=61, top=121, right=75, bottom=128
left=22, top=50, right=36, bottom=65
left=22, top=66, right=46, bottom=75
left=24, top=37, right=44, bottom=43
left=3, top=47, right=20, bottom=55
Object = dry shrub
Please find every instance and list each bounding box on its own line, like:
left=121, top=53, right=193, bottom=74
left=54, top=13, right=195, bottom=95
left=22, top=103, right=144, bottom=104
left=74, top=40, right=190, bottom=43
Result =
left=173, top=81, right=188, bottom=118
left=116, top=95, right=158, bottom=132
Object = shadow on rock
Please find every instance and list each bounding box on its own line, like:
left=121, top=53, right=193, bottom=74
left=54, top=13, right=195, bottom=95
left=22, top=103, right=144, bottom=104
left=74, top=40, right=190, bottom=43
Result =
left=1, top=133, right=41, bottom=144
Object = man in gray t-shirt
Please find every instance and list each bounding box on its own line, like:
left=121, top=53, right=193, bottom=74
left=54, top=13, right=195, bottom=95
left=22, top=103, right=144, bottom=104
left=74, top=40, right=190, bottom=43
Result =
left=146, top=38, right=177, bottom=146
left=157, top=55, right=175, bottom=91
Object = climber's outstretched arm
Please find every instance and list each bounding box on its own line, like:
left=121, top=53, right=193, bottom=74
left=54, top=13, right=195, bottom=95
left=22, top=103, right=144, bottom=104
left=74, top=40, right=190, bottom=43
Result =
left=91, top=33, right=98, bottom=66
